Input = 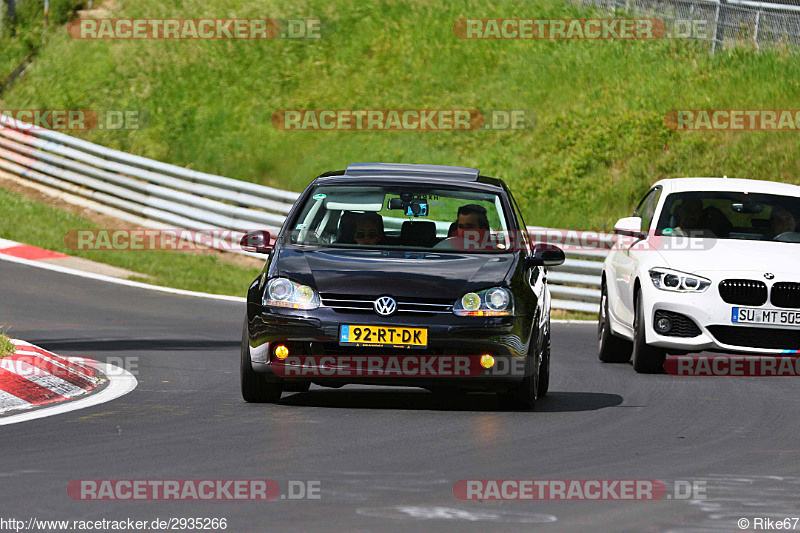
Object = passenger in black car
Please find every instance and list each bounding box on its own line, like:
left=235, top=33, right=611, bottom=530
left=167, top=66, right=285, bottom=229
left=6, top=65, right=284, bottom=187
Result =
left=353, top=212, right=385, bottom=246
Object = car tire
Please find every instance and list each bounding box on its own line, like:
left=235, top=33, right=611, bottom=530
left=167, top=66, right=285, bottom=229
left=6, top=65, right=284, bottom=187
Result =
left=240, top=319, right=283, bottom=403
left=632, top=291, right=667, bottom=374
left=498, top=349, right=538, bottom=411
left=537, top=330, right=551, bottom=398
left=283, top=381, right=311, bottom=393
left=598, top=281, right=632, bottom=363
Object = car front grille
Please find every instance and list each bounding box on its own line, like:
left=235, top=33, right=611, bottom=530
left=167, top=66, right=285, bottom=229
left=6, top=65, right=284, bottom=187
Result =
left=771, top=282, right=800, bottom=309
left=654, top=310, right=702, bottom=338
left=320, top=294, right=453, bottom=315
left=707, top=325, right=800, bottom=350
left=718, top=279, right=768, bottom=306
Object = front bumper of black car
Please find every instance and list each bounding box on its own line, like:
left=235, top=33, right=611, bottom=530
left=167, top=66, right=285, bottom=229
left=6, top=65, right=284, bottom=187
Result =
left=245, top=304, right=537, bottom=392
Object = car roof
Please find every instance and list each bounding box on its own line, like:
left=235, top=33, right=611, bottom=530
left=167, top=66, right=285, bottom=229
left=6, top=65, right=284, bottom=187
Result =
left=314, top=163, right=508, bottom=190
left=653, top=177, right=800, bottom=196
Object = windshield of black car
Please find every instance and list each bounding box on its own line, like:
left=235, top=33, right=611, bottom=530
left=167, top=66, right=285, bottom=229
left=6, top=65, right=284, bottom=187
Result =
left=655, top=191, right=800, bottom=243
left=285, top=185, right=513, bottom=252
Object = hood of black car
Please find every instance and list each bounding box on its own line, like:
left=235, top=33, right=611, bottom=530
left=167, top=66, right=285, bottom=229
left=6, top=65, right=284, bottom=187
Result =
left=275, top=247, right=516, bottom=299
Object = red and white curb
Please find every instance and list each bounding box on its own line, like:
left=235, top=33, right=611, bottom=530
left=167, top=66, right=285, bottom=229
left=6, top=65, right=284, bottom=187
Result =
left=0, top=339, right=137, bottom=425
left=1, top=339, right=102, bottom=413
left=0, top=237, right=69, bottom=261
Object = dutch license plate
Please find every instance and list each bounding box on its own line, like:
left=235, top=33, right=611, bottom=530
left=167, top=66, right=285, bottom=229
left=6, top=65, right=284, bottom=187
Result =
left=731, top=307, right=800, bottom=327
left=339, top=325, right=428, bottom=348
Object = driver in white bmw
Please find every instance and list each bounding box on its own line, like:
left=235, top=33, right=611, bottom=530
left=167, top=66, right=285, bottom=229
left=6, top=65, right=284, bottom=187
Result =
left=770, top=205, right=797, bottom=238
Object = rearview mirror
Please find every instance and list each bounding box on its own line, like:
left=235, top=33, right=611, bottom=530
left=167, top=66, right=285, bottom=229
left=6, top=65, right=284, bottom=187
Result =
left=387, top=197, right=428, bottom=217
left=613, top=217, right=643, bottom=238
left=731, top=202, right=764, bottom=214
left=524, top=244, right=565, bottom=268
left=240, top=230, right=273, bottom=253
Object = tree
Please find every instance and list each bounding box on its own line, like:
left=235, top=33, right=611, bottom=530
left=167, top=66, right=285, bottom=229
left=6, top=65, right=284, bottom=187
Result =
left=4, top=0, right=17, bottom=35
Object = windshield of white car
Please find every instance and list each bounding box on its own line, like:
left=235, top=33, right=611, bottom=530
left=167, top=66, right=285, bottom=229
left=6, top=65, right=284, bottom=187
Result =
left=655, top=192, right=800, bottom=243
left=285, top=185, right=514, bottom=252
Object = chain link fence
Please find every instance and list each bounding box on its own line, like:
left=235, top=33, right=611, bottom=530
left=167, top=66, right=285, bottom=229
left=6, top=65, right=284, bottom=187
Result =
left=570, top=0, right=800, bottom=50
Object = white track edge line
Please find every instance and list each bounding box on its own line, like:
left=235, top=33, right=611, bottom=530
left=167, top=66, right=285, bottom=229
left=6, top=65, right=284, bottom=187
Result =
left=0, top=252, right=246, bottom=302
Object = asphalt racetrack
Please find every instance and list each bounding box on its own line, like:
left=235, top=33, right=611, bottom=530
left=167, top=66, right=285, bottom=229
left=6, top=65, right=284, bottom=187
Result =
left=2, top=259, right=798, bottom=532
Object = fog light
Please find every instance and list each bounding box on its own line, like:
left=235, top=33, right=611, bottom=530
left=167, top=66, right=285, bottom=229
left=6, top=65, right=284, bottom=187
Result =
left=274, top=344, right=289, bottom=360
left=480, top=354, right=495, bottom=369
left=655, top=317, right=672, bottom=333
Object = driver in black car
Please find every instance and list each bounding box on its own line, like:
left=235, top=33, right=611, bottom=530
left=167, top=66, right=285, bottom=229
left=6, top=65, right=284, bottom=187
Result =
left=446, top=204, right=493, bottom=250
left=449, top=204, right=490, bottom=237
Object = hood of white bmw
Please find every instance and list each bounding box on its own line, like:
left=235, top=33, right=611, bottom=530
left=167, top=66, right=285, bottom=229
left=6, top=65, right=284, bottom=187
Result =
left=653, top=238, right=798, bottom=278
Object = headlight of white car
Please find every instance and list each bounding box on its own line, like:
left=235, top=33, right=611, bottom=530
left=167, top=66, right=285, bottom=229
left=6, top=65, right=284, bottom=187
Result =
left=648, top=268, right=711, bottom=293
left=453, top=287, right=514, bottom=316
left=263, top=277, right=320, bottom=309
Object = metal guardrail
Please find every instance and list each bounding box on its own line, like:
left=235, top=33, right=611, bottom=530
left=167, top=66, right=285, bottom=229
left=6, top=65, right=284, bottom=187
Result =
left=0, top=113, right=298, bottom=257
left=571, top=0, right=800, bottom=51
left=0, top=113, right=606, bottom=313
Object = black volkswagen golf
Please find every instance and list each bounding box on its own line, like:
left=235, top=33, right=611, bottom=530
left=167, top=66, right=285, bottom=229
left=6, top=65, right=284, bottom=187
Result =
left=240, top=163, right=564, bottom=409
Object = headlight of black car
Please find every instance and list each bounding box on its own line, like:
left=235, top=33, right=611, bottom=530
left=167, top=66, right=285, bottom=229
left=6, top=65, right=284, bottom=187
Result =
left=453, top=287, right=514, bottom=316
left=263, top=277, right=320, bottom=310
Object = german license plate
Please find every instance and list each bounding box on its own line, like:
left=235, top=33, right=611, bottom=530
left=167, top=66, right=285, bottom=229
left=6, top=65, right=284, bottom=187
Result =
left=732, top=307, right=800, bottom=327
left=339, top=325, right=428, bottom=348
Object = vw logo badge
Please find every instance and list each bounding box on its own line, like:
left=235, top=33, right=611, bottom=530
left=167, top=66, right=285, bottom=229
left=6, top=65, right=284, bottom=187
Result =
left=764, top=273, right=775, bottom=280
left=374, top=296, right=397, bottom=316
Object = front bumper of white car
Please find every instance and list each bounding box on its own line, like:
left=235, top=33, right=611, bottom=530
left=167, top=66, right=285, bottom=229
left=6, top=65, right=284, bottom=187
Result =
left=641, top=271, right=800, bottom=355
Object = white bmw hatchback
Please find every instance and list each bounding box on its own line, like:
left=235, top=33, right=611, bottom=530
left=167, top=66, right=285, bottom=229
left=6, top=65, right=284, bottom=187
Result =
left=599, top=177, right=800, bottom=373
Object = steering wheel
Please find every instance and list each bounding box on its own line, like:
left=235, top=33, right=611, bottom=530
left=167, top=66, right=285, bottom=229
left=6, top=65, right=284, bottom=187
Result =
left=432, top=237, right=457, bottom=250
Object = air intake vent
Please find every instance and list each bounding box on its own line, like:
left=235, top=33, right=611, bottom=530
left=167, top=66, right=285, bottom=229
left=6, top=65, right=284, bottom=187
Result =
left=708, top=325, right=800, bottom=350
left=653, top=310, right=702, bottom=338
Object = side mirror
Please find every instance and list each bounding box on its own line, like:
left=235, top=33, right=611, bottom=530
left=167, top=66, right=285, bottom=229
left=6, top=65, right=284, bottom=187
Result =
left=524, top=244, right=565, bottom=268
left=240, top=230, right=273, bottom=253
left=613, top=217, right=644, bottom=238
